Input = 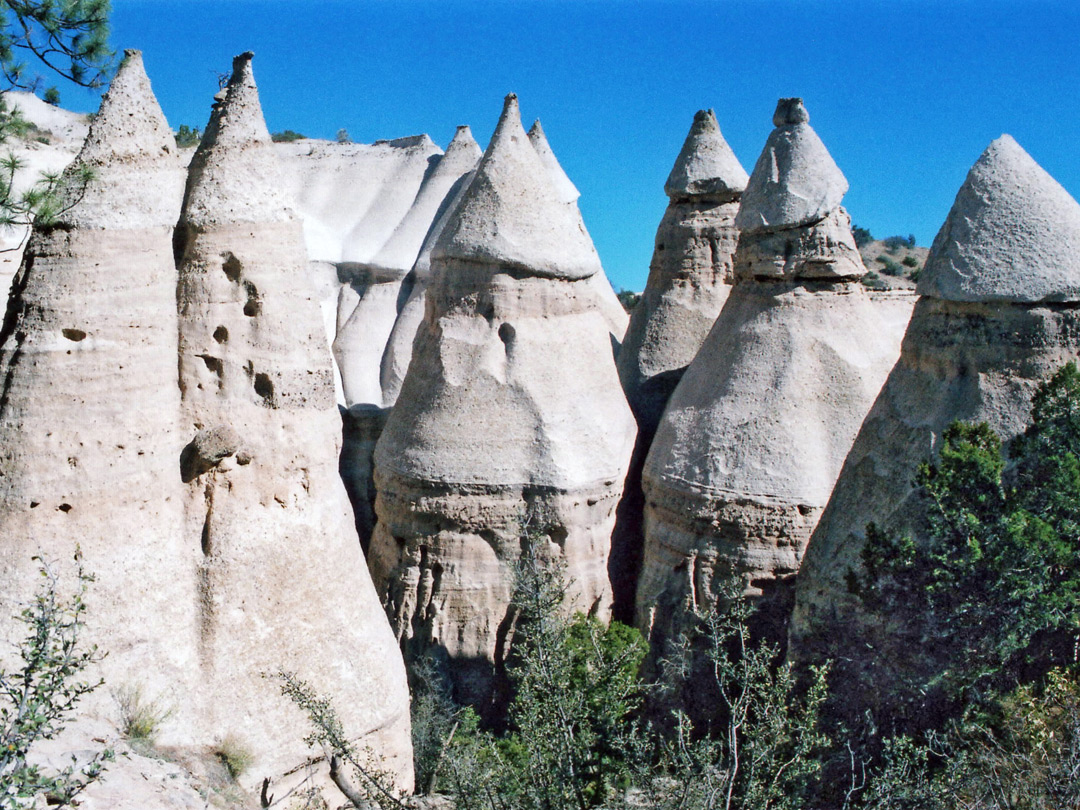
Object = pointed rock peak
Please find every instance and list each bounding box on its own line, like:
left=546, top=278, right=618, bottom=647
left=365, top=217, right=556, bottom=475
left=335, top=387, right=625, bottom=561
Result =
left=734, top=98, right=848, bottom=233
left=773, top=97, right=809, bottom=126
left=918, top=134, right=1080, bottom=303
left=528, top=117, right=579, bottom=204
left=199, top=50, right=271, bottom=150
left=76, top=48, right=174, bottom=164
left=441, top=124, right=482, bottom=167
left=433, top=94, right=602, bottom=280
left=664, top=109, right=748, bottom=201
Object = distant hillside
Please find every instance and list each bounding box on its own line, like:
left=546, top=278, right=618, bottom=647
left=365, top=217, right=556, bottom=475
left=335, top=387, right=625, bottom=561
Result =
left=856, top=231, right=929, bottom=291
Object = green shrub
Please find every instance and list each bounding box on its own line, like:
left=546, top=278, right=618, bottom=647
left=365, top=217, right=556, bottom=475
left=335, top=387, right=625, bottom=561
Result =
left=336, top=128, right=351, bottom=144
left=0, top=556, right=112, bottom=807
left=861, top=271, right=886, bottom=290
left=174, top=124, right=200, bottom=148
left=616, top=288, right=640, bottom=312
left=271, top=130, right=307, bottom=143
left=853, top=225, right=873, bottom=247
left=42, top=87, right=60, bottom=106
left=901, top=255, right=919, bottom=269
left=215, top=735, right=253, bottom=780
left=876, top=255, right=904, bottom=276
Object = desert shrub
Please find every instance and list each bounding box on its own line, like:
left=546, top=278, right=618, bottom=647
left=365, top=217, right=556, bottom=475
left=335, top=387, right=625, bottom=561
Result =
left=901, top=255, right=919, bottom=269
left=42, top=86, right=59, bottom=106
left=271, top=130, right=306, bottom=143
left=861, top=271, right=886, bottom=290
left=844, top=362, right=1080, bottom=740
left=617, top=288, right=640, bottom=312
left=113, top=683, right=172, bottom=744
left=174, top=124, right=200, bottom=148
left=0, top=555, right=112, bottom=808
left=336, top=128, right=351, bottom=144
left=882, top=235, right=914, bottom=254
left=853, top=226, right=873, bottom=247
left=876, top=255, right=904, bottom=276
left=215, top=735, right=253, bottom=780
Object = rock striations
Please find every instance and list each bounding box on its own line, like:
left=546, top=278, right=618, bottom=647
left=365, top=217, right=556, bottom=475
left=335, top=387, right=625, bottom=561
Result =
left=336, top=125, right=482, bottom=547
left=636, top=99, right=906, bottom=652
left=791, top=134, right=1080, bottom=664
left=175, top=52, right=413, bottom=786
left=0, top=50, right=198, bottom=732
left=611, top=109, right=748, bottom=620
left=618, top=109, right=748, bottom=437
left=368, top=94, right=636, bottom=717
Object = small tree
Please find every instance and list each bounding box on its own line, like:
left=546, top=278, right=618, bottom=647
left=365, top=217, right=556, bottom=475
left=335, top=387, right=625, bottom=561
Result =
left=174, top=124, right=200, bottom=148
left=0, top=554, right=111, bottom=807
left=42, top=86, right=59, bottom=106
left=335, top=128, right=351, bottom=144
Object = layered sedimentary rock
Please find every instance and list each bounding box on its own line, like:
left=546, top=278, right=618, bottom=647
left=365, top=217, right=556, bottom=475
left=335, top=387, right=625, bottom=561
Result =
left=337, top=126, right=481, bottom=547
left=611, top=110, right=747, bottom=619
left=368, top=94, right=636, bottom=718
left=791, top=134, right=1080, bottom=663
left=528, top=118, right=629, bottom=342
left=637, top=99, right=907, bottom=651
left=0, top=51, right=199, bottom=732
left=175, top=52, right=412, bottom=786
left=618, top=109, right=748, bottom=435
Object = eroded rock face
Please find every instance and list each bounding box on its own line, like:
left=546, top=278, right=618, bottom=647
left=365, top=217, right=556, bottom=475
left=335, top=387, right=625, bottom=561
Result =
left=637, top=99, right=907, bottom=654
left=175, top=52, right=413, bottom=789
left=335, top=125, right=482, bottom=547
left=0, top=50, right=199, bottom=736
left=368, top=94, right=636, bottom=719
left=612, top=109, right=747, bottom=620
left=791, top=135, right=1080, bottom=669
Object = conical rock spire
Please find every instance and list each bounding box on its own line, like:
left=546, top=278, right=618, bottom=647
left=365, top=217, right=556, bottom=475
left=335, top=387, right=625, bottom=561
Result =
left=791, top=135, right=1080, bottom=688
left=664, top=109, right=748, bottom=202
left=918, top=135, right=1080, bottom=303
left=54, top=49, right=184, bottom=229
left=735, top=98, right=848, bottom=233
left=528, top=118, right=579, bottom=204
left=434, top=93, right=602, bottom=280
left=181, top=51, right=291, bottom=228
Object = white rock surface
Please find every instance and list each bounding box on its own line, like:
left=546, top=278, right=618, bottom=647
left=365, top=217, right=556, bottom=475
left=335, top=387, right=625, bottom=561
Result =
left=0, top=50, right=199, bottom=740
left=918, top=135, right=1080, bottom=303
left=369, top=94, right=636, bottom=717
left=637, top=100, right=907, bottom=654
left=664, top=108, right=748, bottom=202
left=175, top=52, right=413, bottom=791
left=734, top=98, right=848, bottom=234
left=792, top=135, right=1080, bottom=667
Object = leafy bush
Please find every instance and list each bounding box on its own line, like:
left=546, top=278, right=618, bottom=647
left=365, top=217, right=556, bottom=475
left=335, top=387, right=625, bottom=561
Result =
left=617, top=288, right=640, bottom=312
left=861, top=271, right=886, bottom=290
left=42, top=86, right=59, bottom=106
left=882, top=235, right=916, bottom=253
left=901, top=255, right=919, bottom=269
left=853, top=226, right=873, bottom=247
left=876, top=255, right=904, bottom=276
left=0, top=556, right=111, bottom=807
left=174, top=124, right=200, bottom=148
left=271, top=130, right=307, bottom=143
left=336, top=128, right=351, bottom=144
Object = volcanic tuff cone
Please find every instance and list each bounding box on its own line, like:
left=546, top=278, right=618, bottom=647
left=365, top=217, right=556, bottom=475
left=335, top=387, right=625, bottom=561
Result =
left=637, top=99, right=906, bottom=662
left=175, top=52, right=413, bottom=788
left=338, top=125, right=482, bottom=547
left=369, top=94, right=636, bottom=719
left=0, top=51, right=198, bottom=736
left=791, top=135, right=1080, bottom=671
left=610, top=109, right=748, bottom=620
left=528, top=118, right=629, bottom=342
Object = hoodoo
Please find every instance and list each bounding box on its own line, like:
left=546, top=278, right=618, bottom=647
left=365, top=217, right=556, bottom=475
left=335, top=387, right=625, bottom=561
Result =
left=368, top=94, right=636, bottom=718
left=791, top=134, right=1080, bottom=666
left=612, top=109, right=747, bottom=619
left=338, top=125, right=482, bottom=546
left=637, top=99, right=906, bottom=653
left=0, top=51, right=197, bottom=731
left=618, top=108, right=748, bottom=435
left=175, top=52, right=413, bottom=786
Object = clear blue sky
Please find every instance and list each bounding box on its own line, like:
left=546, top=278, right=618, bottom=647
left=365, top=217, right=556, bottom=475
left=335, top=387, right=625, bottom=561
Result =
left=50, top=0, right=1080, bottom=292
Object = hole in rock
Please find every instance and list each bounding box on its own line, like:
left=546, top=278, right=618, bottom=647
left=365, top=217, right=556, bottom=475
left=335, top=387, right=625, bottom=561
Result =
left=796, top=504, right=812, bottom=516
left=29, top=501, right=38, bottom=508
left=253, top=372, right=274, bottom=403
left=58, top=503, right=72, bottom=513
left=497, top=322, right=515, bottom=346
left=243, top=299, right=260, bottom=317
left=62, top=328, right=86, bottom=342
left=222, top=253, right=242, bottom=282
left=213, top=326, right=228, bottom=344
left=198, top=355, right=223, bottom=376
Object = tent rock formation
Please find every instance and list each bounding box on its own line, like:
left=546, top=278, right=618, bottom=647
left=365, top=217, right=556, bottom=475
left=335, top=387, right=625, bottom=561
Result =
left=637, top=99, right=908, bottom=657
left=368, top=94, right=636, bottom=718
